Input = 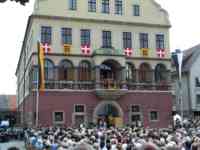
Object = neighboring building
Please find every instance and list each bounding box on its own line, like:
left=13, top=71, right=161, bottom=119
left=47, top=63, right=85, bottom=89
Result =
left=0, top=95, right=17, bottom=125
left=172, top=44, right=200, bottom=118
left=16, top=0, right=172, bottom=128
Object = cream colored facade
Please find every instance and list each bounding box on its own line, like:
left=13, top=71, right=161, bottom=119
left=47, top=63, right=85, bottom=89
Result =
left=16, top=0, right=171, bottom=106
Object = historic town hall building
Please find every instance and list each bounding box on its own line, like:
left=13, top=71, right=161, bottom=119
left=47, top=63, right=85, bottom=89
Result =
left=16, top=0, right=172, bottom=128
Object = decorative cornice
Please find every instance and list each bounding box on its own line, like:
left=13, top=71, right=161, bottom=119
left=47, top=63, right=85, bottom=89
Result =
left=32, top=14, right=171, bottom=28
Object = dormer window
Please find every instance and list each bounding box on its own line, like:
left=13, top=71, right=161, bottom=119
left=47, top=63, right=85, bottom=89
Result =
left=133, top=4, right=140, bottom=16
left=69, top=0, right=77, bottom=10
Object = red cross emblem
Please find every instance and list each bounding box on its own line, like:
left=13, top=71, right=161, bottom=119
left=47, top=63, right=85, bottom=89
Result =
left=81, top=45, right=91, bottom=55
left=124, top=48, right=133, bottom=57
left=157, top=48, right=165, bottom=58
left=41, top=43, right=51, bottom=54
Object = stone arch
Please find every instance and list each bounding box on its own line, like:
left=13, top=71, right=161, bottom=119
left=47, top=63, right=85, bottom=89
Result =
left=78, top=60, right=91, bottom=81
left=100, top=59, right=122, bottom=82
left=155, top=63, right=168, bottom=83
left=138, top=62, right=152, bottom=83
left=58, top=59, right=74, bottom=81
left=44, top=58, right=55, bottom=80
left=93, top=101, right=124, bottom=124
left=59, top=59, right=74, bottom=67
left=97, top=57, right=125, bottom=67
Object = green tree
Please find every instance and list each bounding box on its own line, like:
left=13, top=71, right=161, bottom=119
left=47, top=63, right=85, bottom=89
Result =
left=0, top=0, right=29, bottom=5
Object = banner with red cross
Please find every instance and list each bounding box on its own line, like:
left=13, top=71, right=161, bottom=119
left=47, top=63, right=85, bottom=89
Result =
left=81, top=45, right=91, bottom=55
left=124, top=48, right=133, bottom=57
left=157, top=48, right=165, bottom=58
left=41, top=43, right=51, bottom=54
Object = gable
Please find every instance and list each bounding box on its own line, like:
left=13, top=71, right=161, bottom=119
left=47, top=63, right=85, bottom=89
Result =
left=33, top=0, right=170, bottom=26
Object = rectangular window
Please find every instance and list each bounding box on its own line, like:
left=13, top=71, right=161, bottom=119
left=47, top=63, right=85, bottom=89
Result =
left=115, top=0, right=122, bottom=15
left=61, top=28, right=72, bottom=44
left=41, top=26, right=52, bottom=44
left=156, top=34, right=165, bottom=49
left=131, top=114, right=141, bottom=122
left=150, top=111, right=159, bottom=121
left=88, top=0, right=96, bottom=12
left=123, top=32, right=132, bottom=48
left=102, top=0, right=110, bottom=14
left=196, top=95, right=200, bottom=105
left=81, top=29, right=90, bottom=45
left=75, top=105, right=85, bottom=113
left=69, top=0, right=77, bottom=10
left=140, top=33, right=148, bottom=48
left=102, top=31, right=112, bottom=48
left=196, top=77, right=200, bottom=87
left=131, top=105, right=140, bottom=113
left=53, top=112, right=64, bottom=122
left=133, top=5, right=140, bottom=16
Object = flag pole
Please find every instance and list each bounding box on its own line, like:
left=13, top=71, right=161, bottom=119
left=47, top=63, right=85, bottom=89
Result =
left=36, top=70, right=39, bottom=127
left=36, top=42, right=40, bottom=127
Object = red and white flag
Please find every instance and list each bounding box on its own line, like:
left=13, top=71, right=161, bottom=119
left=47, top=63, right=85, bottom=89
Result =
left=41, top=43, right=51, bottom=54
left=81, top=45, right=91, bottom=55
left=157, top=48, right=165, bottom=58
left=124, top=48, right=133, bottom=57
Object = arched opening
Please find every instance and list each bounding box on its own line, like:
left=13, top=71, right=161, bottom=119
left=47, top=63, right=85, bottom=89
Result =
left=93, top=101, right=123, bottom=127
left=59, top=60, right=74, bottom=81
left=100, top=59, right=121, bottom=88
left=78, top=61, right=91, bottom=81
left=155, top=64, right=167, bottom=83
left=139, top=63, right=152, bottom=83
left=44, top=59, right=54, bottom=81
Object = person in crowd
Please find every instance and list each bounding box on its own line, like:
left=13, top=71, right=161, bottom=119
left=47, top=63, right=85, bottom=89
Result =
left=21, top=118, right=200, bottom=150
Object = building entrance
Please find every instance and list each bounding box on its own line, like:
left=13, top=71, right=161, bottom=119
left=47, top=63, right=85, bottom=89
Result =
left=93, top=101, right=123, bottom=127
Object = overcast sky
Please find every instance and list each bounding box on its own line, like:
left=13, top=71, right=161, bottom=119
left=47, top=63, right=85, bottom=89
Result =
left=0, top=0, right=199, bottom=94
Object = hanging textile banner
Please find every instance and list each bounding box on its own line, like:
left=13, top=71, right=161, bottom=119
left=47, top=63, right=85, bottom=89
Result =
left=63, top=44, right=71, bottom=55
left=157, top=48, right=165, bottom=58
left=140, top=48, right=149, bottom=57
left=124, top=48, right=133, bottom=57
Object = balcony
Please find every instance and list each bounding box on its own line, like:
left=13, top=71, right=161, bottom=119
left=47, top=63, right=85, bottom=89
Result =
left=31, top=80, right=171, bottom=91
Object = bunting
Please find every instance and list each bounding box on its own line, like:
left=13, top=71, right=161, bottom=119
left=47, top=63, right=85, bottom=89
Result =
left=157, top=48, right=165, bottom=58
left=41, top=43, right=51, bottom=54
left=81, top=45, right=91, bottom=55
left=63, top=44, right=71, bottom=55
left=140, top=48, right=149, bottom=57
left=124, top=48, right=133, bottom=57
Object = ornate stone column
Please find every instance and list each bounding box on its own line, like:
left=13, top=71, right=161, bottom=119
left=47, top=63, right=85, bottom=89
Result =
left=120, top=66, right=127, bottom=89
left=74, top=66, right=79, bottom=89
left=54, top=66, right=59, bottom=89
left=151, top=69, right=156, bottom=90
left=95, top=65, right=101, bottom=89
left=135, top=69, right=139, bottom=83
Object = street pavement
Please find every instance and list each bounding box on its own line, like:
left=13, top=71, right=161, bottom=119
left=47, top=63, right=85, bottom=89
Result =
left=0, top=140, right=26, bottom=150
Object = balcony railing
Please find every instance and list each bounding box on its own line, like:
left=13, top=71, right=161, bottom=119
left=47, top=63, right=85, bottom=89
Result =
left=31, top=80, right=171, bottom=91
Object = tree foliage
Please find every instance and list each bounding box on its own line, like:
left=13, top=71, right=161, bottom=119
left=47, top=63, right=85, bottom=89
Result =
left=0, top=0, right=29, bottom=5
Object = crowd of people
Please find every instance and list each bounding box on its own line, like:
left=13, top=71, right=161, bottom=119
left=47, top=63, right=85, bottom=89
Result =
left=24, top=118, right=200, bottom=150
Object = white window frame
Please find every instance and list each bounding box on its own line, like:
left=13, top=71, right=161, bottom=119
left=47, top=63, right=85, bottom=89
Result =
left=129, top=104, right=143, bottom=124
left=74, top=104, right=86, bottom=113
left=52, top=111, right=65, bottom=124
left=149, top=110, right=159, bottom=122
